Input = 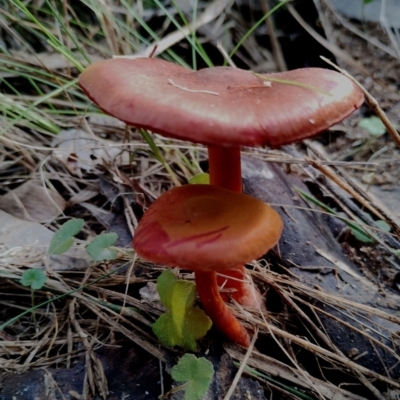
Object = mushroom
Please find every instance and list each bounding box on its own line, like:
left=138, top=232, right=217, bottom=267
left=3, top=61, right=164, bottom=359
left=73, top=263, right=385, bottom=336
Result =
left=79, top=58, right=364, bottom=346
left=132, top=184, right=283, bottom=347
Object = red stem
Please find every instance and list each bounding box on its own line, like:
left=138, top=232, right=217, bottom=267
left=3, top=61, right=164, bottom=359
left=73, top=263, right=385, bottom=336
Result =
left=190, top=145, right=253, bottom=347
left=195, top=270, right=250, bottom=347
left=208, top=145, right=242, bottom=192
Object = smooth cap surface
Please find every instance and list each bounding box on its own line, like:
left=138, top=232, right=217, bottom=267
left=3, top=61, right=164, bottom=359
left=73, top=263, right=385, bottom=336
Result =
left=79, top=58, right=364, bottom=147
left=132, top=184, right=283, bottom=270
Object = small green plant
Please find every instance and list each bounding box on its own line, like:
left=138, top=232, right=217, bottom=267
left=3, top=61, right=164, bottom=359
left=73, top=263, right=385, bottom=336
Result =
left=350, top=219, right=391, bottom=243
left=86, top=233, right=118, bottom=261
left=48, top=219, right=119, bottom=261
left=392, top=249, right=400, bottom=259
left=49, top=219, right=85, bottom=254
left=358, top=116, right=386, bottom=136
left=188, top=173, right=210, bottom=184
left=168, top=354, right=214, bottom=400
left=20, top=268, right=47, bottom=290
left=20, top=268, right=47, bottom=331
left=1, top=263, right=131, bottom=333
left=153, top=270, right=212, bottom=351
left=296, top=188, right=376, bottom=243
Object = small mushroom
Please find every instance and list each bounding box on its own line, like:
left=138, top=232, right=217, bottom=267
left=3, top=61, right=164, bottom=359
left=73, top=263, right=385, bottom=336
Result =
left=132, top=184, right=283, bottom=347
left=79, top=58, right=364, bottom=346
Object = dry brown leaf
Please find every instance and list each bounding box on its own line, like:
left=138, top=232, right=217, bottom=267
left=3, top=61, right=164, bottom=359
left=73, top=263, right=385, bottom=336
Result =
left=0, top=210, right=91, bottom=271
left=0, top=179, right=66, bottom=223
left=52, top=129, right=131, bottom=174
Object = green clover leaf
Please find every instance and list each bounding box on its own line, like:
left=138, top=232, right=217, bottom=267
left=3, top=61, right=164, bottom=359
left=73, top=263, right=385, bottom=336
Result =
left=358, top=116, right=386, bottom=136
left=86, top=232, right=118, bottom=261
left=49, top=219, right=84, bottom=254
left=171, top=354, right=214, bottom=400
left=156, top=269, right=178, bottom=310
left=152, top=270, right=212, bottom=351
left=170, top=280, right=196, bottom=336
left=20, top=268, right=47, bottom=290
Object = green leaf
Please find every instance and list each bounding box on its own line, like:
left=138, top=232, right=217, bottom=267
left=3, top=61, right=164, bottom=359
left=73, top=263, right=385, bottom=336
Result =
left=49, top=219, right=84, bottom=254
left=170, top=281, right=196, bottom=336
left=157, top=270, right=178, bottom=310
left=86, top=232, right=118, bottom=261
left=358, top=116, right=386, bottom=136
left=152, top=312, right=179, bottom=347
left=189, top=173, right=209, bottom=184
left=184, top=308, right=213, bottom=346
left=375, top=220, right=391, bottom=233
left=295, top=188, right=375, bottom=243
left=171, top=354, right=214, bottom=400
left=152, top=307, right=212, bottom=351
left=351, top=227, right=374, bottom=243
left=153, top=270, right=212, bottom=351
left=20, top=268, right=47, bottom=290
left=392, top=249, right=400, bottom=259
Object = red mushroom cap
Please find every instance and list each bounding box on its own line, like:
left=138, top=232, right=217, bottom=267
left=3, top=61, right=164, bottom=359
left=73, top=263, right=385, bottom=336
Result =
left=132, top=184, right=283, bottom=270
left=79, top=58, right=364, bottom=148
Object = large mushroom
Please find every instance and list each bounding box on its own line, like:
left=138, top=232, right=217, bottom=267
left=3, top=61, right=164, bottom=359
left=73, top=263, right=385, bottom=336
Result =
left=79, top=58, right=364, bottom=346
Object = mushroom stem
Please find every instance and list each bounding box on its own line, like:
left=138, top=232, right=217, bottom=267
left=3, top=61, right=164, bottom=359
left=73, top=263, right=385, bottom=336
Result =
left=208, top=146, right=256, bottom=296
left=208, top=145, right=242, bottom=192
left=195, top=270, right=251, bottom=348
left=217, top=268, right=264, bottom=309
left=205, top=145, right=260, bottom=346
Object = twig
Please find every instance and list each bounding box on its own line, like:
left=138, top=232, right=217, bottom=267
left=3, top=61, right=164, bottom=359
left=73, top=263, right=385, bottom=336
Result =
left=380, top=0, right=400, bottom=58
left=259, top=0, right=287, bottom=71
left=223, top=328, right=258, bottom=400
left=286, top=3, right=370, bottom=76
left=129, top=0, right=235, bottom=58
left=216, top=41, right=236, bottom=68
left=321, top=56, right=400, bottom=149
left=168, top=79, right=219, bottom=96
left=322, top=0, right=399, bottom=59
left=305, top=157, right=386, bottom=221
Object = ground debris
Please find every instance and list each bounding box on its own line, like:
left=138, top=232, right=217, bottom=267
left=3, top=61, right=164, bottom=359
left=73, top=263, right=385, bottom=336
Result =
left=0, top=345, right=160, bottom=400
left=243, top=156, right=400, bottom=384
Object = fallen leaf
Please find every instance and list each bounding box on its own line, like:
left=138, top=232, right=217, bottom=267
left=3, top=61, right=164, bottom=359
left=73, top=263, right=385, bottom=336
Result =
left=0, top=179, right=66, bottom=222
left=52, top=129, right=132, bottom=174
left=139, top=282, right=161, bottom=303
left=0, top=210, right=91, bottom=271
